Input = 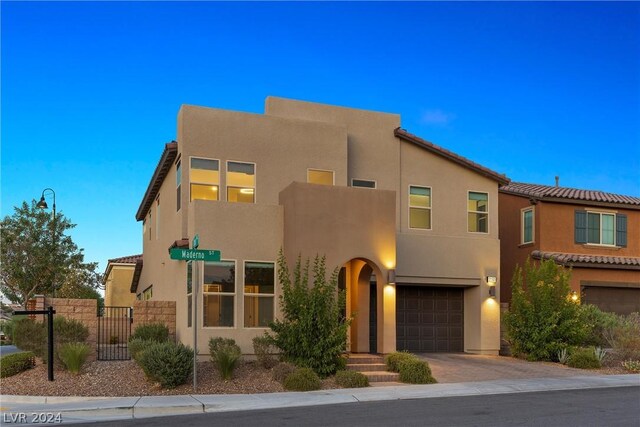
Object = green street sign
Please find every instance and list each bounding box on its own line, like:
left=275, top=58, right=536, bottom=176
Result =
left=192, top=234, right=199, bottom=249
left=170, top=248, right=220, bottom=262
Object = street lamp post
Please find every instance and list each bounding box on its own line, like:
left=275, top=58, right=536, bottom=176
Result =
left=36, top=188, right=57, bottom=297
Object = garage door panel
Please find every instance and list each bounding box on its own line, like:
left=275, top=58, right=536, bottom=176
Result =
left=583, top=286, right=640, bottom=316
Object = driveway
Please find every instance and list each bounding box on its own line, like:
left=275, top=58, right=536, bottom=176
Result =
left=0, top=345, right=20, bottom=357
left=419, top=353, right=598, bottom=383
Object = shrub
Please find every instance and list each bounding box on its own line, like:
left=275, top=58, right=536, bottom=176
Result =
left=621, top=360, right=640, bottom=373
left=567, top=347, right=601, bottom=369
left=209, top=337, right=242, bottom=380
left=272, top=361, right=296, bottom=383
left=137, top=341, right=193, bottom=388
left=128, top=338, right=154, bottom=361
left=603, top=312, right=640, bottom=360
left=557, top=348, right=570, bottom=365
left=385, top=351, right=417, bottom=373
left=270, top=251, right=352, bottom=378
left=253, top=334, right=278, bottom=369
left=130, top=323, right=170, bottom=343
left=335, top=370, right=369, bottom=388
left=398, top=359, right=437, bottom=384
left=579, top=304, right=620, bottom=347
left=0, top=352, right=36, bottom=378
left=58, top=342, right=90, bottom=374
left=283, top=367, right=321, bottom=391
left=12, top=319, right=46, bottom=358
left=503, top=258, right=592, bottom=361
left=594, top=347, right=608, bottom=364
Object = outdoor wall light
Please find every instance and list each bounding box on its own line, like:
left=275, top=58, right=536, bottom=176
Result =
left=570, top=291, right=579, bottom=302
left=486, top=276, right=497, bottom=285
left=488, top=286, right=496, bottom=298
left=387, top=269, right=396, bottom=284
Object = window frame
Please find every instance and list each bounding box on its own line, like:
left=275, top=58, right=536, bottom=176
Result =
left=351, top=178, right=377, bottom=189
left=467, top=190, right=489, bottom=234
left=202, top=259, right=236, bottom=329
left=243, top=260, right=276, bottom=329
left=307, top=168, right=335, bottom=186
left=142, top=285, right=153, bottom=301
left=521, top=207, right=534, bottom=244
left=226, top=160, right=257, bottom=203
left=408, top=184, right=432, bottom=230
left=585, top=210, right=617, bottom=247
left=189, top=156, right=221, bottom=203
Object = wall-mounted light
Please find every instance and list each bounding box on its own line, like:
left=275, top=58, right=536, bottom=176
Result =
left=570, top=291, right=579, bottom=303
left=486, top=276, right=497, bottom=285
left=488, top=286, right=496, bottom=298
left=387, top=269, right=396, bottom=285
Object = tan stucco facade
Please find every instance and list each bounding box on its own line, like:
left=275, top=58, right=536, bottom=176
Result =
left=135, top=97, right=505, bottom=355
left=104, top=264, right=137, bottom=307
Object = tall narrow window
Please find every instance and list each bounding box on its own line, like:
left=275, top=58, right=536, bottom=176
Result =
left=468, top=192, right=488, bottom=233
left=203, top=260, right=235, bottom=327
left=155, top=198, right=160, bottom=240
left=187, top=261, right=193, bottom=328
left=522, top=208, right=534, bottom=244
left=409, top=186, right=431, bottom=229
left=176, top=161, right=181, bottom=211
left=307, top=169, right=334, bottom=185
left=244, top=262, right=275, bottom=327
left=147, top=212, right=152, bottom=240
left=227, top=161, right=255, bottom=203
left=190, top=157, right=219, bottom=202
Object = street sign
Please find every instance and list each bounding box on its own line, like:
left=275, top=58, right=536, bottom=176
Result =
left=192, top=234, right=199, bottom=249
left=170, top=248, right=220, bottom=262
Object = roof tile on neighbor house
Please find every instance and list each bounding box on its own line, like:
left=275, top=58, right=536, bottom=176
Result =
left=500, top=182, right=640, bottom=207
left=532, top=250, right=640, bottom=269
left=107, top=254, right=143, bottom=265
left=130, top=258, right=144, bottom=293
left=136, top=141, right=178, bottom=221
left=394, top=128, right=511, bottom=185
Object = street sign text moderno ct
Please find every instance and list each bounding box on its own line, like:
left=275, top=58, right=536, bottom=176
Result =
left=170, top=248, right=221, bottom=262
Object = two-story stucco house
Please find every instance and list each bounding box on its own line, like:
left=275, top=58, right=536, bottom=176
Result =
left=132, top=97, right=509, bottom=356
left=499, top=182, right=640, bottom=315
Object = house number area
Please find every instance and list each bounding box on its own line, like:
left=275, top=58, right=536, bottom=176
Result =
left=2, top=412, right=62, bottom=424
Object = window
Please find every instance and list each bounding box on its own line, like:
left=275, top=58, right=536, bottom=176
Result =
left=187, top=261, right=193, bottom=328
left=203, top=260, right=235, bottom=327
left=190, top=157, right=219, bottom=202
left=142, top=286, right=153, bottom=300
left=155, top=198, right=160, bottom=240
left=576, top=210, right=627, bottom=247
left=307, top=169, right=334, bottom=185
left=147, top=212, right=152, bottom=240
left=176, top=161, right=181, bottom=211
left=227, top=161, right=255, bottom=203
left=352, top=179, right=376, bottom=189
left=244, top=262, right=275, bottom=327
left=522, top=208, right=534, bottom=244
left=468, top=191, right=488, bottom=233
left=409, top=186, right=431, bottom=229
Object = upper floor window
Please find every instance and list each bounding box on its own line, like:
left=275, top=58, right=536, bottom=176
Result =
left=203, top=260, right=235, bottom=327
left=190, top=157, right=219, bottom=202
left=409, top=186, right=431, bottom=229
left=155, top=198, right=160, bottom=240
left=176, top=161, right=182, bottom=211
left=352, top=179, right=376, bottom=189
left=575, top=210, right=627, bottom=247
left=308, top=169, right=334, bottom=185
left=227, top=161, right=255, bottom=203
left=468, top=191, right=488, bottom=233
left=522, top=208, right=534, bottom=244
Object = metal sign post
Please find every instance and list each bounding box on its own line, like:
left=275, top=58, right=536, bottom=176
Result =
left=14, top=306, right=56, bottom=381
left=193, top=259, right=198, bottom=392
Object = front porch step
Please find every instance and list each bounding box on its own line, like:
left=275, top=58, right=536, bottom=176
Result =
left=361, top=371, right=400, bottom=382
left=346, top=363, right=387, bottom=372
left=346, top=354, right=385, bottom=365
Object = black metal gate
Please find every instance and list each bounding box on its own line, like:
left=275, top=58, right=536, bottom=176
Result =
left=97, top=306, right=133, bottom=360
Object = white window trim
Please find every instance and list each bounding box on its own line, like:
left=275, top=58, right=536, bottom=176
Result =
left=307, top=168, right=335, bottom=185
left=521, top=207, right=534, bottom=244
left=226, top=160, right=257, bottom=204
left=408, top=184, right=433, bottom=231
left=585, top=211, right=617, bottom=247
left=202, top=259, right=237, bottom=329
left=351, top=178, right=377, bottom=189
left=467, top=190, right=490, bottom=234
left=243, top=260, right=276, bottom=329
left=189, top=156, right=221, bottom=203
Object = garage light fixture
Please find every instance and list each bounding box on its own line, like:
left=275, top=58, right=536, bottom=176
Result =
left=387, top=269, right=396, bottom=285
left=486, top=276, right=497, bottom=285
left=488, top=286, right=496, bottom=298
left=570, top=291, right=579, bottom=303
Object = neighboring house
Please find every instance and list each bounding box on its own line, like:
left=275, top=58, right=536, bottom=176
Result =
left=499, top=182, right=640, bottom=315
left=103, top=255, right=141, bottom=307
left=133, top=97, right=509, bottom=355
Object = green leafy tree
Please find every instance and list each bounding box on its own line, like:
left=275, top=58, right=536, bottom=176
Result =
left=269, top=250, right=352, bottom=378
left=503, top=258, right=592, bottom=361
left=1, top=201, right=101, bottom=306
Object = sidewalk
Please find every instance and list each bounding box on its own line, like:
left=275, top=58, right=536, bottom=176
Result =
left=1, top=374, right=638, bottom=425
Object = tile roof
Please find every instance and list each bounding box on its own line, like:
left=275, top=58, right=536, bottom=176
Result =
left=136, top=141, right=178, bottom=221
left=107, top=254, right=143, bottom=265
left=500, top=182, right=640, bottom=207
left=130, top=258, right=144, bottom=294
left=531, top=250, right=640, bottom=270
left=394, top=128, right=510, bottom=185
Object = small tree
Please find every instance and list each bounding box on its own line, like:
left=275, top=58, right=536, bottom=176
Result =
left=269, top=250, right=351, bottom=378
left=503, top=258, right=591, bottom=361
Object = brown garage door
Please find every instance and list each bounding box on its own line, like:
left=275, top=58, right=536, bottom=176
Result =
left=582, top=286, right=640, bottom=316
left=396, top=286, right=464, bottom=352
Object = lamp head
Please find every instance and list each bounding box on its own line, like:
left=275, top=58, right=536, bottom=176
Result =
left=36, top=196, right=49, bottom=210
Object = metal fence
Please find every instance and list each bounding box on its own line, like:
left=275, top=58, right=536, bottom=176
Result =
left=97, top=306, right=132, bottom=360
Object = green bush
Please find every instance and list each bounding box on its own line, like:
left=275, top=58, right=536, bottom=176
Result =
left=130, top=323, right=170, bottom=343
left=503, top=259, right=592, bottom=361
left=0, top=352, right=36, bottom=378
left=385, top=351, right=417, bottom=373
left=335, top=370, right=369, bottom=388
left=137, top=341, right=194, bottom=389
left=270, top=251, right=352, bottom=378
left=283, top=367, right=321, bottom=391
left=128, top=338, right=154, bottom=361
left=13, top=319, right=46, bottom=358
left=58, top=342, right=90, bottom=374
left=603, top=312, right=640, bottom=360
left=579, top=304, right=620, bottom=347
left=252, top=334, right=278, bottom=369
left=398, top=359, right=437, bottom=384
left=567, top=347, right=601, bottom=369
left=272, top=361, right=296, bottom=383
left=209, top=337, right=242, bottom=380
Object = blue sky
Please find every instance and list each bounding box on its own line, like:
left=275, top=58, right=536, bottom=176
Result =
left=2, top=2, right=639, bottom=272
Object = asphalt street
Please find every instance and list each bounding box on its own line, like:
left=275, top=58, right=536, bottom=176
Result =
left=68, top=386, right=640, bottom=427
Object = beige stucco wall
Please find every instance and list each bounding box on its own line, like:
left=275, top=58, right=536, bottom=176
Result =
left=104, top=265, right=136, bottom=307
